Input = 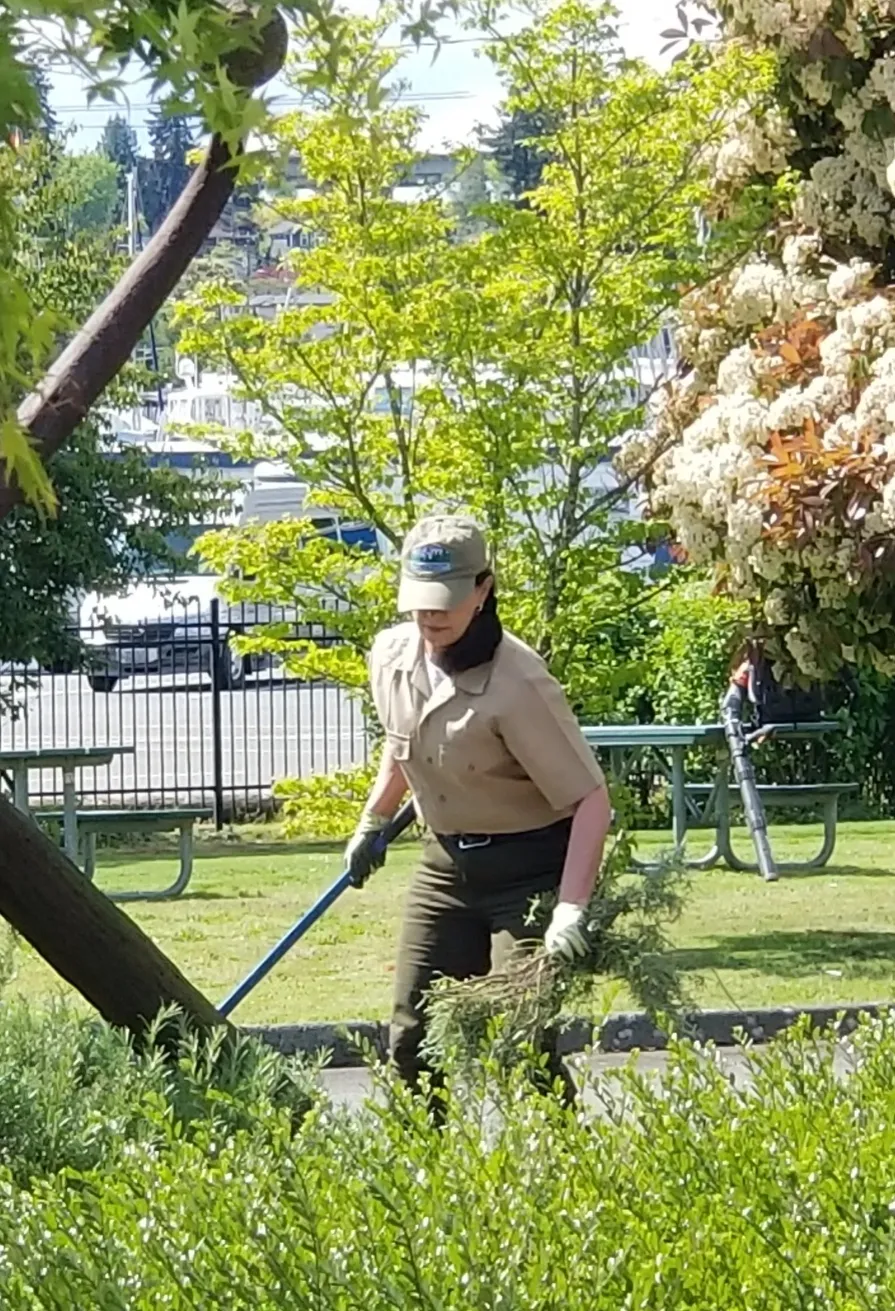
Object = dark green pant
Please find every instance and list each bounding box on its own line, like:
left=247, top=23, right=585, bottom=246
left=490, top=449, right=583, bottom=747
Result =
left=390, top=819, right=574, bottom=1099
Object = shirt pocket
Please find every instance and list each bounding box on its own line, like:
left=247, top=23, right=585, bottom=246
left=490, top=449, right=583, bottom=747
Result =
left=437, top=712, right=505, bottom=774
left=386, top=730, right=411, bottom=763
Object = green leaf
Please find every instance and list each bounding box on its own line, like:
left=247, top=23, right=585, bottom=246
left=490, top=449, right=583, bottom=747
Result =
left=0, top=418, right=56, bottom=515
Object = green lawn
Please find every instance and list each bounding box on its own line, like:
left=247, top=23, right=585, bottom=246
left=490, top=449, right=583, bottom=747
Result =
left=8, top=820, right=895, bottom=1025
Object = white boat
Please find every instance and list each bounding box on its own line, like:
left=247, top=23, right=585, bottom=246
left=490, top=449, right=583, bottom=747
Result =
left=158, top=361, right=278, bottom=444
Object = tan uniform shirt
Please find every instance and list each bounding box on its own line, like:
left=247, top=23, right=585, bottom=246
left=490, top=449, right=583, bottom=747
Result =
left=369, top=622, right=606, bottom=835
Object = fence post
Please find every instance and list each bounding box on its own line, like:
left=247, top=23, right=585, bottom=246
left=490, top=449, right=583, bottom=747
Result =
left=210, top=598, right=225, bottom=831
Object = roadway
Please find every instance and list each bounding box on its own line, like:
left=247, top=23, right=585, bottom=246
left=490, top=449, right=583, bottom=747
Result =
left=0, top=668, right=367, bottom=809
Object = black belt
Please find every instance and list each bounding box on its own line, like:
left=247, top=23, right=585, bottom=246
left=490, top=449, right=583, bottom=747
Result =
left=435, top=818, right=572, bottom=851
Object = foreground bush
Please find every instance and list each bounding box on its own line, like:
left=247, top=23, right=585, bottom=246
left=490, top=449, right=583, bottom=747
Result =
left=0, top=999, right=318, bottom=1187
left=0, top=1002, right=894, bottom=1306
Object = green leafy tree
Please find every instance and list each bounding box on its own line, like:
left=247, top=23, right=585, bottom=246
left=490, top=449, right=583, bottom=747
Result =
left=0, top=426, right=228, bottom=670
left=141, top=109, right=196, bottom=233
left=53, top=151, right=120, bottom=235
left=100, top=113, right=139, bottom=220
left=0, top=0, right=455, bottom=513
left=100, top=114, right=138, bottom=175
left=0, top=133, right=226, bottom=668
left=176, top=1, right=778, bottom=725
left=479, top=104, right=554, bottom=203
left=29, top=64, right=57, bottom=137
left=0, top=0, right=292, bottom=507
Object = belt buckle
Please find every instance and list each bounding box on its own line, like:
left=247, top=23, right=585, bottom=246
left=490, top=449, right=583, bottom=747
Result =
left=456, top=835, right=491, bottom=851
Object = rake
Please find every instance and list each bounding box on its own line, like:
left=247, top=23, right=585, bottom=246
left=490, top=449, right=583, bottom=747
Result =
left=219, top=800, right=417, bottom=1018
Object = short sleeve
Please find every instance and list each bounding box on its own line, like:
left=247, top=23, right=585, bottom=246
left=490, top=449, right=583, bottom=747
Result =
left=367, top=629, right=390, bottom=730
left=498, top=668, right=606, bottom=811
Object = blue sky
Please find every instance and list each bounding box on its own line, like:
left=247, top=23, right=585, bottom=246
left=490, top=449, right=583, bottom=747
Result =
left=47, top=0, right=677, bottom=153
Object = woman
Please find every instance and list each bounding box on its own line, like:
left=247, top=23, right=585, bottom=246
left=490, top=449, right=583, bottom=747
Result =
left=345, top=513, right=611, bottom=1099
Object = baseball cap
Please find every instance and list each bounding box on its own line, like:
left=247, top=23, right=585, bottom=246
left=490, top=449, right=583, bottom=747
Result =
left=397, top=515, right=489, bottom=613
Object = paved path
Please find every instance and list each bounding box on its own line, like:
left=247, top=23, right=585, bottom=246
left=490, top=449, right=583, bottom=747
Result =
left=318, top=1047, right=798, bottom=1113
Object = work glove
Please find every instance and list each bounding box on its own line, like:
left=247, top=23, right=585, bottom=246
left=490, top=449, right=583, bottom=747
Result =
left=544, top=901, right=589, bottom=962
left=345, top=811, right=390, bottom=888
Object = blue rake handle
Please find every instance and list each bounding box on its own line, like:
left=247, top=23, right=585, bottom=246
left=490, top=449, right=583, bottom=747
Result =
left=218, top=800, right=417, bottom=1019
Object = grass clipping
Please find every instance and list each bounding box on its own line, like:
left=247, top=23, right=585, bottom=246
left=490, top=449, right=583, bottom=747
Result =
left=421, top=825, right=688, bottom=1075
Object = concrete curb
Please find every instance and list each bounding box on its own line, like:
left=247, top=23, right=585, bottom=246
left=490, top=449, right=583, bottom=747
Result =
left=245, top=1002, right=890, bottom=1067
left=249, top=1021, right=387, bottom=1066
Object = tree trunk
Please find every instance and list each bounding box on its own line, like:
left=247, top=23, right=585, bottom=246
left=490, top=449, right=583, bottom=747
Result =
left=1, top=134, right=240, bottom=518
left=0, top=17, right=287, bottom=1034
left=0, top=134, right=241, bottom=1032
left=0, top=796, right=225, bottom=1037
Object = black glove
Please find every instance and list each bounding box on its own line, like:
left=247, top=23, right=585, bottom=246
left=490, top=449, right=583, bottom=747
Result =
left=345, top=819, right=388, bottom=888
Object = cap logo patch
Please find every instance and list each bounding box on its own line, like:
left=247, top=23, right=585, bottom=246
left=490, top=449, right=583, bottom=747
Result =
left=409, top=543, right=453, bottom=576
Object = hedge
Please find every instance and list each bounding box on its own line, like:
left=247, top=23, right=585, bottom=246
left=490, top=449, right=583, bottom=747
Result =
left=0, top=998, right=894, bottom=1308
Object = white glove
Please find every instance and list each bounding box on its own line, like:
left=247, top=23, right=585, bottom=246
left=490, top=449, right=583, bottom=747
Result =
left=544, top=901, right=589, bottom=961
left=345, top=810, right=390, bottom=887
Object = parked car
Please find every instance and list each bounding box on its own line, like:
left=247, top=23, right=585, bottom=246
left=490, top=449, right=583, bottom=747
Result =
left=81, top=569, right=264, bottom=692
left=80, top=480, right=380, bottom=693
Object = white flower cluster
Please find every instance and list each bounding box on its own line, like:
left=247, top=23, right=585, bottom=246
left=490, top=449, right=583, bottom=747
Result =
left=819, top=293, right=894, bottom=375
left=643, top=240, right=895, bottom=676
left=826, top=258, right=875, bottom=306
left=640, top=3, right=895, bottom=671
left=796, top=153, right=893, bottom=249
left=719, top=4, right=895, bottom=250
left=675, top=242, right=828, bottom=376
left=713, top=105, right=793, bottom=184
left=727, top=261, right=786, bottom=325
left=723, top=0, right=833, bottom=50
left=721, top=0, right=894, bottom=54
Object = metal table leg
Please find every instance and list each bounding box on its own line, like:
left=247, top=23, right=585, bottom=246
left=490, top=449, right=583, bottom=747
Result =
left=83, top=832, right=97, bottom=881
left=713, top=757, right=737, bottom=868
left=671, top=745, right=687, bottom=852
left=110, top=821, right=197, bottom=902
left=12, top=764, right=29, bottom=814
left=683, top=759, right=726, bottom=870
left=718, top=793, right=839, bottom=873
left=62, top=767, right=79, bottom=863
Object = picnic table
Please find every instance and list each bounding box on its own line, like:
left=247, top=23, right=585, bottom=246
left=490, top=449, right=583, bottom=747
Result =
left=0, top=746, right=133, bottom=862
left=581, top=722, right=843, bottom=871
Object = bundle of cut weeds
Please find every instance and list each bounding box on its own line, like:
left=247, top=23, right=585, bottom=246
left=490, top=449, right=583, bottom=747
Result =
left=422, top=822, right=690, bottom=1074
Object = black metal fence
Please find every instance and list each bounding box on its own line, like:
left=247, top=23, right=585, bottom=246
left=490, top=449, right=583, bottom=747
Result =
left=0, top=599, right=369, bottom=820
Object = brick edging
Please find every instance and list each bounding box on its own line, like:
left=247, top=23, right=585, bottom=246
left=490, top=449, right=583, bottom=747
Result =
left=245, top=1002, right=889, bottom=1067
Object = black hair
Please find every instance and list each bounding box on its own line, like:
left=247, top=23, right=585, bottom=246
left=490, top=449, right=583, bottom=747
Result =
left=431, top=569, right=503, bottom=674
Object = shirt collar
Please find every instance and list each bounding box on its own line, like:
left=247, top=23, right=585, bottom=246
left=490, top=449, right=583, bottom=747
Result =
left=399, top=630, right=495, bottom=696
left=453, top=664, right=493, bottom=695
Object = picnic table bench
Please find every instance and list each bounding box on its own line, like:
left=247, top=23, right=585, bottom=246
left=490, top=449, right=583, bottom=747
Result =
left=685, top=781, right=858, bottom=871
left=581, top=721, right=849, bottom=873
left=1, top=745, right=133, bottom=861
left=39, top=806, right=212, bottom=902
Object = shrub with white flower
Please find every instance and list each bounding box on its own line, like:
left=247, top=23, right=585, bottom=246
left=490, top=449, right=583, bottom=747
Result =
left=631, top=1, right=895, bottom=679
left=637, top=238, right=895, bottom=679
left=695, top=1, right=895, bottom=259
